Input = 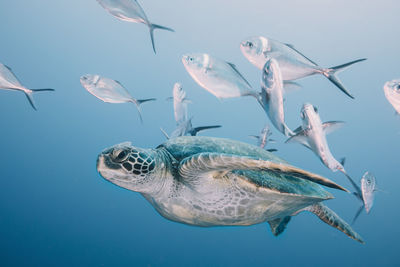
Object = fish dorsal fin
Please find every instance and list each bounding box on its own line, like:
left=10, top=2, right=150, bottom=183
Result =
left=114, top=80, right=126, bottom=88
left=304, top=203, right=364, bottom=243
left=226, top=62, right=252, bottom=88
left=268, top=216, right=291, bottom=236
left=284, top=43, right=319, bottom=66
left=285, top=129, right=311, bottom=149
left=323, top=121, right=345, bottom=135
left=178, top=153, right=348, bottom=191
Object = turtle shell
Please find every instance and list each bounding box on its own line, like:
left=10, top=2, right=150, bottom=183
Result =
left=158, top=136, right=333, bottom=199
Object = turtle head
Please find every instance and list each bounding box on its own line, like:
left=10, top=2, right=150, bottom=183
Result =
left=97, top=142, right=159, bottom=193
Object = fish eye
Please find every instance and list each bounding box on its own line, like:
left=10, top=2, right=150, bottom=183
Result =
left=188, top=57, right=194, bottom=62
left=246, top=41, right=254, bottom=48
left=313, top=106, right=318, bottom=113
left=300, top=112, right=305, bottom=119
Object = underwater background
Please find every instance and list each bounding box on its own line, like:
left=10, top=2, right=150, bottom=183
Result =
left=0, top=0, right=399, bottom=266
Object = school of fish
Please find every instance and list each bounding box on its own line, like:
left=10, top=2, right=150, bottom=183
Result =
left=1, top=0, right=394, bottom=243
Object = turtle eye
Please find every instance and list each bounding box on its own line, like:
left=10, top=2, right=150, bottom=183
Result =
left=246, top=41, right=254, bottom=48
left=113, top=149, right=129, bottom=162
left=313, top=106, right=318, bottom=113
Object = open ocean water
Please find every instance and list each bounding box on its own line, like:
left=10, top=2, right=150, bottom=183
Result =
left=0, top=0, right=399, bottom=266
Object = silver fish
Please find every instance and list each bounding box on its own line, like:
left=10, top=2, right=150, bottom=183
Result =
left=172, top=82, right=189, bottom=124
left=96, top=0, right=174, bottom=53
left=260, top=58, right=294, bottom=137
left=80, top=74, right=155, bottom=122
left=352, top=172, right=378, bottom=224
left=383, top=79, right=400, bottom=114
left=240, top=36, right=366, bottom=99
left=182, top=53, right=259, bottom=99
left=0, top=63, right=54, bottom=110
left=361, top=172, right=376, bottom=214
left=249, top=124, right=277, bottom=152
left=161, top=118, right=221, bottom=139
left=286, top=103, right=346, bottom=172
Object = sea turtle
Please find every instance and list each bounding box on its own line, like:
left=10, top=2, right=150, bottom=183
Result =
left=97, top=136, right=364, bottom=243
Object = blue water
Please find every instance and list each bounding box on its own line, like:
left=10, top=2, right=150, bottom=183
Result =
left=0, top=1, right=399, bottom=266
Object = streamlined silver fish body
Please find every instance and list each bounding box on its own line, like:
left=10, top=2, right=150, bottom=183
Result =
left=383, top=79, right=400, bottom=114
left=361, top=172, right=376, bottom=213
left=0, top=63, right=54, bottom=110
left=260, top=58, right=293, bottom=137
left=172, top=82, right=189, bottom=124
left=182, top=53, right=258, bottom=99
left=240, top=36, right=366, bottom=99
left=80, top=74, right=155, bottom=122
left=241, top=36, right=317, bottom=79
left=96, top=0, right=174, bottom=53
left=287, top=103, right=345, bottom=172
left=257, top=125, right=272, bottom=148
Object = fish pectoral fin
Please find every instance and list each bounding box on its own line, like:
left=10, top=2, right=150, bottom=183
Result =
left=285, top=129, right=311, bottom=149
left=226, top=62, right=252, bottom=88
left=178, top=153, right=348, bottom=191
left=322, top=121, right=345, bottom=135
left=305, top=203, right=364, bottom=244
left=268, top=216, right=291, bottom=236
left=283, top=81, right=302, bottom=94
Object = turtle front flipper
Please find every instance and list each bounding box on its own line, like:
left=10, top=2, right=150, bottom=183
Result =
left=304, top=203, right=364, bottom=244
left=178, top=152, right=348, bottom=192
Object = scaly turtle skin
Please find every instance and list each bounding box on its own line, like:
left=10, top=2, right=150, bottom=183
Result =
left=97, top=136, right=364, bottom=243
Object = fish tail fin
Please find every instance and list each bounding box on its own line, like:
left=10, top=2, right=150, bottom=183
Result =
left=306, top=202, right=365, bottom=244
left=24, top=91, right=37, bottom=111
left=131, top=98, right=156, bottom=123
left=351, top=205, right=364, bottom=225
left=339, top=170, right=363, bottom=199
left=136, top=98, right=156, bottom=105
left=322, top=58, right=366, bottom=99
left=191, top=125, right=222, bottom=136
left=23, top=88, right=55, bottom=110
left=283, top=124, right=295, bottom=137
left=149, top=23, right=175, bottom=54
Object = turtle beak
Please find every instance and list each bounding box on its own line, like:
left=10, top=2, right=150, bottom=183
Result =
left=96, top=154, right=107, bottom=178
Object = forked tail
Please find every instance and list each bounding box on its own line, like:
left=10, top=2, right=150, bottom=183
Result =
left=322, top=58, right=367, bottom=99
left=149, top=23, right=175, bottom=54
left=24, top=88, right=55, bottom=110
left=131, top=98, right=156, bottom=123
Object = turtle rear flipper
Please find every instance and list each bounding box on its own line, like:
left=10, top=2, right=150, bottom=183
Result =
left=305, top=203, right=364, bottom=244
left=268, top=216, right=291, bottom=236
